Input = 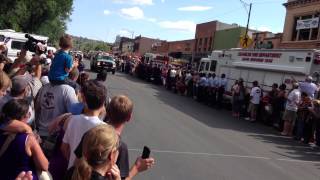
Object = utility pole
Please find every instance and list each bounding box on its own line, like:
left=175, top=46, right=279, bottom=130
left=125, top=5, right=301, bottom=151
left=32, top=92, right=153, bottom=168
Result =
left=244, top=3, right=252, bottom=47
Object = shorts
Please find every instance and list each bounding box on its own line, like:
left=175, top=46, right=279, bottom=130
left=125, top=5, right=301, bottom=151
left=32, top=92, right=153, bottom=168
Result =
left=248, top=103, right=258, bottom=114
left=283, top=110, right=297, bottom=122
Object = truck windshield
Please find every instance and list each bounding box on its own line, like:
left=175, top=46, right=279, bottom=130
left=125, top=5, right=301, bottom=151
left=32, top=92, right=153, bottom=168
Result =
left=98, top=55, right=114, bottom=61
left=199, top=62, right=205, bottom=72
left=210, top=60, right=217, bottom=72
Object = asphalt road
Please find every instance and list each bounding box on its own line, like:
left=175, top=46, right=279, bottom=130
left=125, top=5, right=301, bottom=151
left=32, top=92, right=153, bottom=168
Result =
left=85, top=61, right=320, bottom=180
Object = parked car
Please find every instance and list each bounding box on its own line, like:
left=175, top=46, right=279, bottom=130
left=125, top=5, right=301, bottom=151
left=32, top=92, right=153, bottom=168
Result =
left=90, top=53, right=116, bottom=74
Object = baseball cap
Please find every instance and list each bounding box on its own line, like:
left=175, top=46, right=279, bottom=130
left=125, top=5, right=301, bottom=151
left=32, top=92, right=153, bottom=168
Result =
left=11, top=74, right=32, bottom=94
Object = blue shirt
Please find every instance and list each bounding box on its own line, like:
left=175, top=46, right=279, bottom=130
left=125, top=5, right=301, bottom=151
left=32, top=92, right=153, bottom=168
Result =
left=199, top=77, right=207, bottom=86
left=49, top=50, right=73, bottom=81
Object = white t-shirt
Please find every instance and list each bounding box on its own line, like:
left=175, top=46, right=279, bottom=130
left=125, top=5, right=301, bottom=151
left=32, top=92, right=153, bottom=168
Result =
left=170, top=69, right=176, bottom=78
left=250, top=87, right=261, bottom=105
left=63, top=114, right=105, bottom=168
left=219, top=78, right=228, bottom=89
left=299, top=82, right=317, bottom=99
left=36, top=84, right=78, bottom=137
left=286, top=89, right=301, bottom=112
left=212, top=77, right=220, bottom=88
left=208, top=77, right=214, bottom=87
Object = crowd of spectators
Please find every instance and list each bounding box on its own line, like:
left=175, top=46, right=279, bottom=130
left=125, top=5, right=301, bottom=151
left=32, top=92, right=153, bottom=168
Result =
left=0, top=35, right=154, bottom=180
left=122, top=59, right=320, bottom=147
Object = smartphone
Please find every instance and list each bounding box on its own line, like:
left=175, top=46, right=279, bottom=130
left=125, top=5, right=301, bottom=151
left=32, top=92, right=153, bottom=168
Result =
left=141, top=146, right=151, bottom=159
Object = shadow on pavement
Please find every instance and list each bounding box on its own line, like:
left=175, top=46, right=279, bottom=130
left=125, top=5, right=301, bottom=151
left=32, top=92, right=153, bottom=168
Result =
left=118, top=73, right=320, bottom=163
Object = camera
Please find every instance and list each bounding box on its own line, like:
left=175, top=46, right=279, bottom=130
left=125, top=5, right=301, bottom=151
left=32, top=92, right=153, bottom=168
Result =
left=24, top=34, right=47, bottom=55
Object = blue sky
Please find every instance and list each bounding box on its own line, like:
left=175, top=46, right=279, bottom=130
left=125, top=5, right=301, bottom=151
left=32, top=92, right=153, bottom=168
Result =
left=67, top=0, right=287, bottom=43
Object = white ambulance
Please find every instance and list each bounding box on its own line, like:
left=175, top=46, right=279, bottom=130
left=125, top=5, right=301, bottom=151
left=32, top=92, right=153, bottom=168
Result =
left=199, top=48, right=320, bottom=97
left=0, top=29, right=48, bottom=62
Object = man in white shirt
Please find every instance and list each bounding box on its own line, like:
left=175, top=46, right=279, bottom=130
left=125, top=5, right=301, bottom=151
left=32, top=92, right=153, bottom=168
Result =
left=281, top=82, right=301, bottom=136
left=61, top=80, right=107, bottom=168
left=298, top=76, right=318, bottom=99
left=207, top=74, right=214, bottom=104
left=217, top=74, right=228, bottom=108
left=245, top=81, right=261, bottom=122
left=211, top=73, right=220, bottom=105
left=198, top=73, right=207, bottom=102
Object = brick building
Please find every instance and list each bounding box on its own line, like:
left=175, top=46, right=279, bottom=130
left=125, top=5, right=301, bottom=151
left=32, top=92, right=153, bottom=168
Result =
left=151, top=39, right=195, bottom=62
left=280, top=0, right=320, bottom=49
left=151, top=41, right=168, bottom=55
left=121, top=40, right=134, bottom=55
left=253, top=32, right=282, bottom=49
left=133, top=36, right=162, bottom=56
left=193, top=21, right=238, bottom=62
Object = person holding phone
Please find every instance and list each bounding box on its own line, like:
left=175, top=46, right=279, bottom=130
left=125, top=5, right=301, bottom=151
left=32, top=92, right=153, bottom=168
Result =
left=74, top=95, right=155, bottom=180
left=64, top=124, right=121, bottom=180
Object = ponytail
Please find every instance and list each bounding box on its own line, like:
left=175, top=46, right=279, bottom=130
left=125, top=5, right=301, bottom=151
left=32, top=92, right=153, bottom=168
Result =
left=71, top=157, right=92, bottom=180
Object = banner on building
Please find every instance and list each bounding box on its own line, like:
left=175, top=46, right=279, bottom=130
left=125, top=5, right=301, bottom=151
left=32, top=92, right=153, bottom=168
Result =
left=296, top=17, right=319, bottom=30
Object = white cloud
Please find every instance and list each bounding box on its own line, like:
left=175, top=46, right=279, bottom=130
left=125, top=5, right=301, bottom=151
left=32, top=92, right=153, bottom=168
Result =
left=158, top=20, right=196, bottom=33
left=178, top=6, right=212, bottom=12
left=146, top=17, right=157, bottom=22
left=119, top=29, right=133, bottom=37
left=257, top=26, right=271, bottom=32
left=112, top=0, right=153, bottom=5
left=103, top=10, right=111, bottom=15
left=161, top=0, right=165, bottom=3
left=120, top=7, right=144, bottom=20
left=119, top=7, right=157, bottom=22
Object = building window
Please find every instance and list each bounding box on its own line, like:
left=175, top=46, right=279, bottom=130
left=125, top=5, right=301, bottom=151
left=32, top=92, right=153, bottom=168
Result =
left=11, top=41, right=25, bottom=50
left=292, top=14, right=319, bottom=41
left=199, top=38, right=202, bottom=45
left=311, top=28, right=319, bottom=40
left=195, top=39, right=198, bottom=50
left=198, top=48, right=201, bottom=52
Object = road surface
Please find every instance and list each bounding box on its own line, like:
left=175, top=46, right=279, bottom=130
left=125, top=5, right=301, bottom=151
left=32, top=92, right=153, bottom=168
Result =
left=86, top=64, right=320, bottom=180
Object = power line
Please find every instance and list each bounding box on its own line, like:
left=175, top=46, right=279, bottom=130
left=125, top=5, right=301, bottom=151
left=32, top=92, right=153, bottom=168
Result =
left=239, top=0, right=250, bottom=14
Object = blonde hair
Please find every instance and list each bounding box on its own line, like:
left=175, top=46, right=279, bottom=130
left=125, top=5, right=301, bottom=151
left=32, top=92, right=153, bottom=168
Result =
left=107, top=95, right=133, bottom=125
left=0, top=70, right=11, bottom=90
left=72, top=124, right=119, bottom=180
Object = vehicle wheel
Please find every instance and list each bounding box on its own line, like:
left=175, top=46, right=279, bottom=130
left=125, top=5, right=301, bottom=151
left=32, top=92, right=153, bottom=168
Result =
left=112, top=70, right=115, bottom=75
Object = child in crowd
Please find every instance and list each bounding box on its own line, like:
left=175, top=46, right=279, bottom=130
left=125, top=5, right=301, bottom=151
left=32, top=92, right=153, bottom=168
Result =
left=245, top=81, right=262, bottom=122
left=74, top=95, right=155, bottom=180
left=48, top=35, right=74, bottom=84
left=64, top=125, right=121, bottom=180
left=61, top=80, right=107, bottom=168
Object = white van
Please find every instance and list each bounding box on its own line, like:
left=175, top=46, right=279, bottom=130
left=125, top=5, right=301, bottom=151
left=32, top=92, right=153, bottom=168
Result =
left=0, top=29, right=48, bottom=62
left=199, top=49, right=320, bottom=97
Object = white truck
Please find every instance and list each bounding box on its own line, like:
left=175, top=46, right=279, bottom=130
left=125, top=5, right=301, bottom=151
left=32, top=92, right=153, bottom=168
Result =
left=0, top=29, right=49, bottom=62
left=199, top=49, right=320, bottom=97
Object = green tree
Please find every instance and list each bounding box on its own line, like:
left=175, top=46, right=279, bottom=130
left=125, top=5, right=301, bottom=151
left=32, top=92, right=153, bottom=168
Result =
left=0, top=0, right=73, bottom=44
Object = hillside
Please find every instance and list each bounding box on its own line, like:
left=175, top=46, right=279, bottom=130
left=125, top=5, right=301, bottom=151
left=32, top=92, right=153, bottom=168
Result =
left=71, top=35, right=112, bottom=52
